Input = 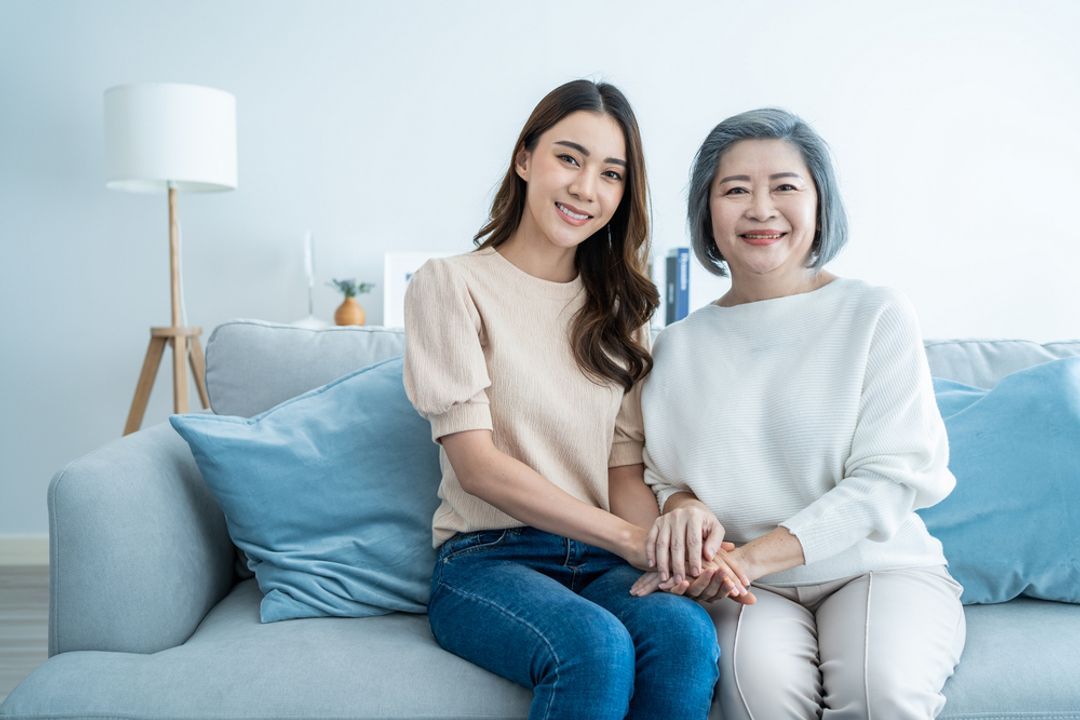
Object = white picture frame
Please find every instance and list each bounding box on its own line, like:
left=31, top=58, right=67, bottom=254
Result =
left=382, top=251, right=456, bottom=327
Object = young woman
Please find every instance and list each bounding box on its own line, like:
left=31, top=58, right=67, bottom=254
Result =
left=403, top=80, right=722, bottom=720
left=633, top=108, right=966, bottom=719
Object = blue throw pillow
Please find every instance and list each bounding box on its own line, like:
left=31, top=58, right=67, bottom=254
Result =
left=170, top=356, right=441, bottom=623
left=919, top=357, right=1080, bottom=604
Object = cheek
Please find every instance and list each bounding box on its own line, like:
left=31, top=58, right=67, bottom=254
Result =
left=800, top=196, right=819, bottom=230
left=710, top=202, right=737, bottom=238
left=525, top=157, right=559, bottom=196
left=524, top=176, right=551, bottom=211
left=778, top=199, right=816, bottom=238
left=601, top=185, right=626, bottom=218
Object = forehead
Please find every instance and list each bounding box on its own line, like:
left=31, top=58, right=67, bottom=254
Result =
left=538, top=110, right=626, bottom=159
left=715, top=138, right=808, bottom=177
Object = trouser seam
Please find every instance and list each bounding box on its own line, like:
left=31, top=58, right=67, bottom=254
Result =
left=732, top=602, right=757, bottom=720
left=864, top=571, right=874, bottom=720
left=433, top=580, right=561, bottom=720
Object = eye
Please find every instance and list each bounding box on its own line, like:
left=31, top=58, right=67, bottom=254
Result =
left=557, top=154, right=580, bottom=167
left=775, top=183, right=799, bottom=192
left=723, top=186, right=749, bottom=196
left=603, top=169, right=624, bottom=182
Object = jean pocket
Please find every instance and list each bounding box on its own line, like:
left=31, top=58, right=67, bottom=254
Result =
left=440, top=529, right=510, bottom=562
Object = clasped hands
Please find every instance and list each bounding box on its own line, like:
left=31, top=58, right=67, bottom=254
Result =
left=630, top=501, right=758, bottom=605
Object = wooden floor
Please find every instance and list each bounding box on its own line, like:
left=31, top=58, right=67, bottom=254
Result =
left=0, top=566, right=49, bottom=704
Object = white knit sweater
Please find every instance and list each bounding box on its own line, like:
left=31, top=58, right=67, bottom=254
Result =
left=642, top=278, right=953, bottom=586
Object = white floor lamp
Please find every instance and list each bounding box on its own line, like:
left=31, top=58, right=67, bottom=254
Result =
left=104, top=82, right=238, bottom=435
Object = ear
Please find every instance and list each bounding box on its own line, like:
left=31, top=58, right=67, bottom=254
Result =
left=514, top=146, right=531, bottom=181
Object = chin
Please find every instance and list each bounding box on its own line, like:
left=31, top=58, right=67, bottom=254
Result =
left=546, top=227, right=594, bottom=250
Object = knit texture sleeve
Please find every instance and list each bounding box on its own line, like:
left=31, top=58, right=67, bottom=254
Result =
left=608, top=326, right=650, bottom=468
left=643, top=444, right=690, bottom=512
left=639, top=328, right=692, bottom=510
left=403, top=259, right=493, bottom=442
left=780, top=293, right=955, bottom=565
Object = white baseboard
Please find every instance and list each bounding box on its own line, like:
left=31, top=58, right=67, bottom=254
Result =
left=0, top=535, right=49, bottom=566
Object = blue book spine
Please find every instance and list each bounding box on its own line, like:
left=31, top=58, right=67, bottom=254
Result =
left=665, top=247, right=690, bottom=324
left=665, top=254, right=678, bottom=325
left=676, top=247, right=690, bottom=321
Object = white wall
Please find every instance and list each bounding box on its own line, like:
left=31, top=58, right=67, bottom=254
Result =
left=2, top=0, right=1078, bottom=537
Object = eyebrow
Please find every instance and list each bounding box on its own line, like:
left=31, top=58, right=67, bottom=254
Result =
left=554, top=140, right=627, bottom=167
left=717, top=172, right=803, bottom=184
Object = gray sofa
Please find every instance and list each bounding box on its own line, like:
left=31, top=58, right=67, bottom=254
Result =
left=3, top=320, right=1080, bottom=719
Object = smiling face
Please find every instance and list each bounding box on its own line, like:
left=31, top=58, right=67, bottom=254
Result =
left=710, top=138, right=819, bottom=285
left=514, top=110, right=628, bottom=253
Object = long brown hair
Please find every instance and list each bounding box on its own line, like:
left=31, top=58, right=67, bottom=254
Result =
left=474, top=80, right=658, bottom=391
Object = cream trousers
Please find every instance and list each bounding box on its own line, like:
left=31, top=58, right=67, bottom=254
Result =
left=707, top=565, right=966, bottom=720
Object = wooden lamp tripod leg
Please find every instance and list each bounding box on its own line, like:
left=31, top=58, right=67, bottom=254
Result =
left=172, top=334, right=189, bottom=414
left=124, top=335, right=168, bottom=435
left=189, top=335, right=210, bottom=408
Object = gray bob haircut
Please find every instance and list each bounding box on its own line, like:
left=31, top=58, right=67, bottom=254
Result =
left=687, top=108, right=848, bottom=277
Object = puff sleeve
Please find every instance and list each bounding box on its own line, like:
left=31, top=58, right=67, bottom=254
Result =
left=609, top=377, right=645, bottom=468
left=608, top=326, right=651, bottom=468
left=403, top=259, right=494, bottom=442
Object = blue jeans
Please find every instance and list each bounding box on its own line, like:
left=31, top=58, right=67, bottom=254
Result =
left=428, top=527, right=720, bottom=720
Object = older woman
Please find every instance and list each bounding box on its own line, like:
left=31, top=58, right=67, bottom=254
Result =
left=632, top=108, right=966, bottom=718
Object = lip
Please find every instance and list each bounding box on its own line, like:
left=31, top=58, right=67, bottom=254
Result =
left=739, top=230, right=787, bottom=246
left=555, top=201, right=593, bottom=227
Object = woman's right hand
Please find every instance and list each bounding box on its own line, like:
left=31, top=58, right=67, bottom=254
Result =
left=631, top=546, right=756, bottom=604
left=647, top=498, right=745, bottom=589
left=659, top=547, right=754, bottom=601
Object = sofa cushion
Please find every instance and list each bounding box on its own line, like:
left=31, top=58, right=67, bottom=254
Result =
left=0, top=580, right=531, bottom=719
left=170, top=356, right=442, bottom=622
left=919, top=358, right=1080, bottom=604
left=4, top=580, right=1078, bottom=720
left=204, top=322, right=1080, bottom=418
left=924, top=338, right=1080, bottom=388
left=205, top=320, right=406, bottom=417
left=938, top=598, right=1080, bottom=719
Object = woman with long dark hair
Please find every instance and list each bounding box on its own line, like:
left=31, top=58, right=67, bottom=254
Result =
left=403, top=80, right=723, bottom=720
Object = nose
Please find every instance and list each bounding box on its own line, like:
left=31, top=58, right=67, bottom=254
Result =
left=569, top=171, right=596, bottom=203
left=746, top=191, right=777, bottom=222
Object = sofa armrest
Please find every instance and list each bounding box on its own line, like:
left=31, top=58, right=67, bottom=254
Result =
left=48, top=421, right=235, bottom=656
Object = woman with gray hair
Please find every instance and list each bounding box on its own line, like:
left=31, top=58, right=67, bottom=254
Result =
left=630, top=108, right=966, bottom=718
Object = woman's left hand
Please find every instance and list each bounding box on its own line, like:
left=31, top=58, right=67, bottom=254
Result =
left=646, top=497, right=730, bottom=584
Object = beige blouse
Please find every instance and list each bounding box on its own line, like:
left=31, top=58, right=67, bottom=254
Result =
left=403, top=247, right=646, bottom=547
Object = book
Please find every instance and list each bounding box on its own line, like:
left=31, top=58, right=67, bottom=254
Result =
left=665, top=247, right=690, bottom=325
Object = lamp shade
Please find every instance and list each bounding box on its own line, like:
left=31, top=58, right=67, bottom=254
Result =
left=105, top=82, right=237, bottom=193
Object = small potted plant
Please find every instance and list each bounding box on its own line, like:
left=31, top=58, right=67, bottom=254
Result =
left=327, top=278, right=375, bottom=326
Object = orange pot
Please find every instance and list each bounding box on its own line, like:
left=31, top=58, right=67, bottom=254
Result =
left=334, top=297, right=365, bottom=326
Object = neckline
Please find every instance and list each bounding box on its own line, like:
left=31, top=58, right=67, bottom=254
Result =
left=708, top=276, right=848, bottom=311
left=481, top=247, right=584, bottom=300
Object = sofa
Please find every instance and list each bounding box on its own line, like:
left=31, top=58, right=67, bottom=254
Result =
left=3, top=320, right=1079, bottom=720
